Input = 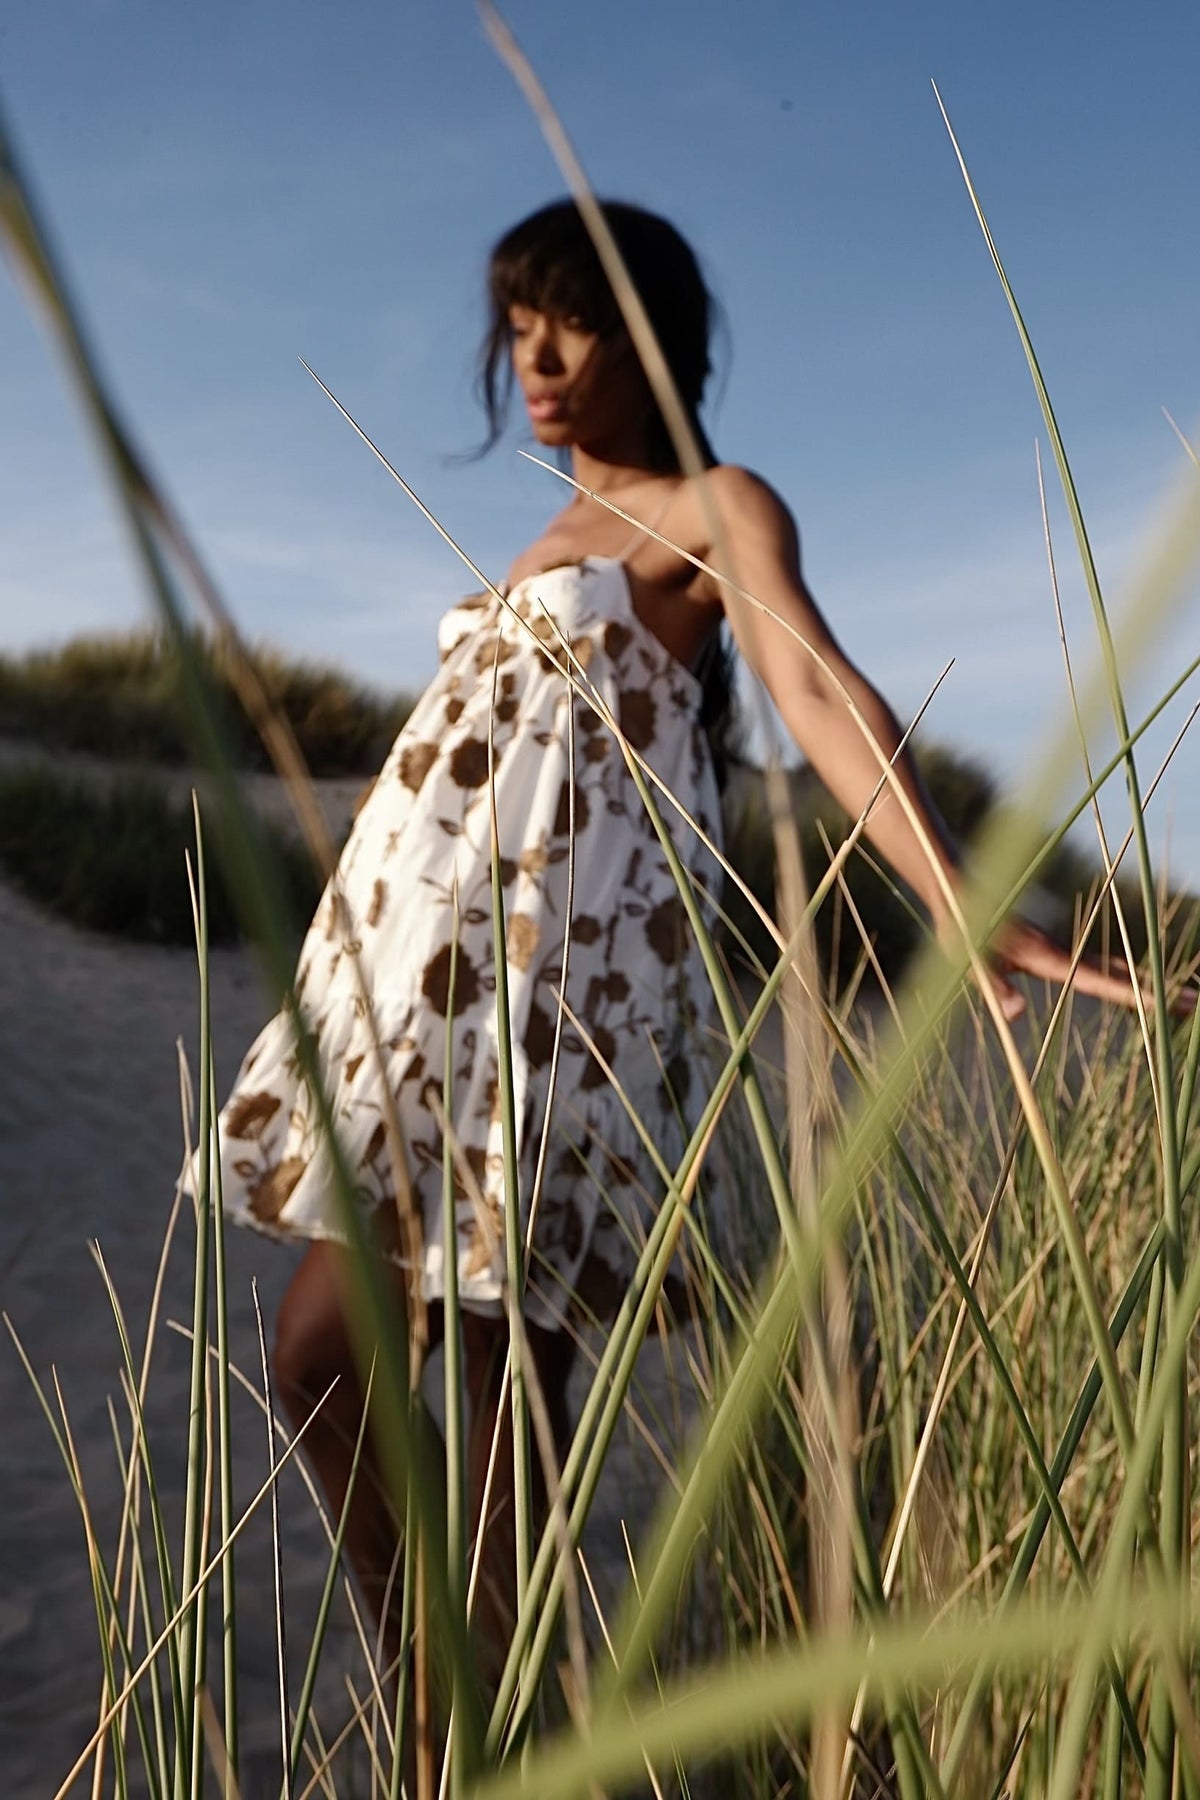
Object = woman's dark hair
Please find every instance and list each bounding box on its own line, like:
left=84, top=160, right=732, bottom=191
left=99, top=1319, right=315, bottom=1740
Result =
left=478, top=197, right=737, bottom=781
left=478, top=197, right=718, bottom=473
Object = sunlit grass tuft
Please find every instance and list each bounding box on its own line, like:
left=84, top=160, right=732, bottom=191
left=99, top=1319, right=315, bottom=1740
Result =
left=0, top=762, right=320, bottom=945
left=0, top=628, right=414, bottom=775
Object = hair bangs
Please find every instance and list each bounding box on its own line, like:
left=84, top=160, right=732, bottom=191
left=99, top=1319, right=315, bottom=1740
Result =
left=487, top=228, right=621, bottom=339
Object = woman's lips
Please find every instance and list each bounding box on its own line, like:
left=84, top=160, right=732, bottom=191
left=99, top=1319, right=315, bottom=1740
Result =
left=525, top=393, right=565, bottom=422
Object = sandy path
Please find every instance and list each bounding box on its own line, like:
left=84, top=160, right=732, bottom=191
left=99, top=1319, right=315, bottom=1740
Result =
left=0, top=875, right=333, bottom=1796
left=0, top=871, right=688, bottom=1798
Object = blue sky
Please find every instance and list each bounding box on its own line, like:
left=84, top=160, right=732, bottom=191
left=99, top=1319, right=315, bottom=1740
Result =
left=2, top=1, right=1198, bottom=888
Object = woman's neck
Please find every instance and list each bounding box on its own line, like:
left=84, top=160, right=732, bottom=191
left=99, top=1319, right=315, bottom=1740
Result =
left=569, top=434, right=663, bottom=503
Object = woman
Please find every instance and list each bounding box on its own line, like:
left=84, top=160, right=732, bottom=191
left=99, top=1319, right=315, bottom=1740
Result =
left=210, top=198, right=1138, bottom=1675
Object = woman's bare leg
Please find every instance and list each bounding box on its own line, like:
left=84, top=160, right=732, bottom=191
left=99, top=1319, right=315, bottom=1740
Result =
left=462, top=1313, right=577, bottom=1688
left=274, top=1247, right=577, bottom=1694
left=273, top=1241, right=428, bottom=1673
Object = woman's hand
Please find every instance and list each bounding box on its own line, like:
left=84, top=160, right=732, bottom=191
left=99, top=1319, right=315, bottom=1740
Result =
left=970, top=912, right=1197, bottom=1023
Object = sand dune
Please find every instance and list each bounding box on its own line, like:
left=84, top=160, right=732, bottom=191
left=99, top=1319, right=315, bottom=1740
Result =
left=0, top=870, right=682, bottom=1797
left=0, top=874, right=333, bottom=1795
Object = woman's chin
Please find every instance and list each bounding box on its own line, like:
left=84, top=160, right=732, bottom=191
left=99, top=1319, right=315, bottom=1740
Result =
left=527, top=416, right=574, bottom=448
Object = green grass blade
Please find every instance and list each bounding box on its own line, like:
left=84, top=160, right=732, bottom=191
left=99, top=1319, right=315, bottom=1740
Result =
left=178, top=844, right=214, bottom=1795
left=390, top=1477, right=422, bottom=1800
left=53, top=1375, right=134, bottom=1800
left=191, top=801, right=240, bottom=1793
left=251, top=1278, right=293, bottom=1800
left=89, top=1248, right=189, bottom=1772
left=286, top=1363, right=377, bottom=1793
left=487, top=701, right=534, bottom=1692
left=440, top=891, right=471, bottom=1798
left=934, top=84, right=1192, bottom=1793
left=470, top=1581, right=1200, bottom=1800
left=107, top=1397, right=171, bottom=1798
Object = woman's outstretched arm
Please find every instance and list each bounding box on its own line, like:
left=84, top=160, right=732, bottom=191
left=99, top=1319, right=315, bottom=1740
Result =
left=702, top=464, right=1160, bottom=1016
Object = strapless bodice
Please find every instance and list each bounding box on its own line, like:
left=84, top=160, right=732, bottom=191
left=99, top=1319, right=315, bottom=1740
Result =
left=436, top=554, right=703, bottom=705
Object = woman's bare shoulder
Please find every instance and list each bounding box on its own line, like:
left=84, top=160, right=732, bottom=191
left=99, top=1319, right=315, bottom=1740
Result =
left=689, top=465, right=802, bottom=576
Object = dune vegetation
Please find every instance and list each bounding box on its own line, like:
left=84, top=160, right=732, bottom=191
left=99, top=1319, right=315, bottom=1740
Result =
left=0, top=629, right=413, bottom=776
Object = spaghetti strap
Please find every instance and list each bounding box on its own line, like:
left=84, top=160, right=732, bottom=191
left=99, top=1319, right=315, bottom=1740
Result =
left=613, top=488, right=677, bottom=565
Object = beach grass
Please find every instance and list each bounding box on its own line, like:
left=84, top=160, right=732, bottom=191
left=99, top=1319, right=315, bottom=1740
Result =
left=0, top=628, right=414, bottom=776
left=4, top=23, right=1200, bottom=1800
left=0, top=761, right=321, bottom=945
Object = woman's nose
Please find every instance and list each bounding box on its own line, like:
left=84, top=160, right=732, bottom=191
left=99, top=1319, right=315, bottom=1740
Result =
left=531, top=328, right=564, bottom=375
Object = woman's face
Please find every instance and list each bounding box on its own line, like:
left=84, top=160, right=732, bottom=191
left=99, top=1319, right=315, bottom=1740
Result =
left=508, top=304, right=649, bottom=457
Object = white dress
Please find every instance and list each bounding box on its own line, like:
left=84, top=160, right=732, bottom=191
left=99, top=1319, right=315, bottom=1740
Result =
left=210, top=555, right=723, bottom=1330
